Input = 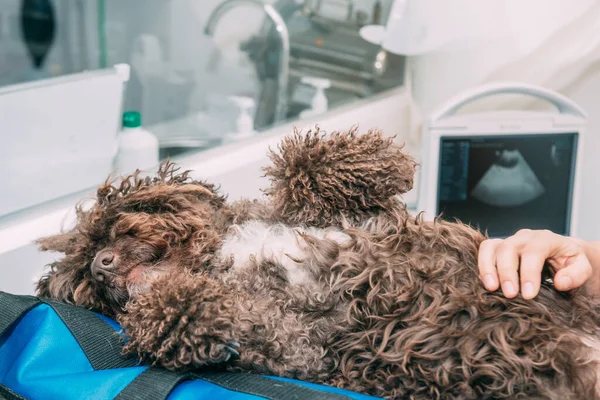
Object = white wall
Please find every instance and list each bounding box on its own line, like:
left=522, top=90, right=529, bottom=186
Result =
left=403, top=0, right=600, bottom=240
left=563, top=68, right=600, bottom=241
left=0, top=245, right=56, bottom=295
left=408, top=1, right=599, bottom=115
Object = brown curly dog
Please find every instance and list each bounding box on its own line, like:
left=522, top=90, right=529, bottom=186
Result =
left=36, top=127, right=600, bottom=399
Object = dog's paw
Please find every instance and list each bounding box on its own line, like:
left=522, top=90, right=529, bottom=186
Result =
left=213, top=340, right=241, bottom=363
left=118, top=272, right=241, bottom=370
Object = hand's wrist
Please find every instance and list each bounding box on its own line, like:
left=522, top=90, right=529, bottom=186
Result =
left=583, top=241, right=600, bottom=270
left=580, top=240, right=600, bottom=295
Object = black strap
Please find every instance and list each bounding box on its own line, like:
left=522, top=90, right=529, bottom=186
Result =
left=43, top=300, right=138, bottom=370
left=114, top=368, right=195, bottom=400
left=0, top=293, right=351, bottom=400
left=116, top=369, right=352, bottom=400
left=0, top=292, right=137, bottom=370
left=0, top=292, right=41, bottom=338
left=0, top=384, right=27, bottom=400
left=0, top=294, right=40, bottom=400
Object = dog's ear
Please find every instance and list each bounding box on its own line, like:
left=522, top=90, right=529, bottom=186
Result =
left=263, top=126, right=417, bottom=227
left=36, top=231, right=81, bottom=255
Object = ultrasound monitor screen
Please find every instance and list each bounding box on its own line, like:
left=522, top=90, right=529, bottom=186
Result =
left=436, top=133, right=577, bottom=238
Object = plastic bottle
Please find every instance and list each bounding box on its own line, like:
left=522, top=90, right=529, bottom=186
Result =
left=299, top=76, right=331, bottom=119
left=223, top=96, right=257, bottom=143
left=372, top=0, right=382, bottom=24
left=115, top=111, right=159, bottom=175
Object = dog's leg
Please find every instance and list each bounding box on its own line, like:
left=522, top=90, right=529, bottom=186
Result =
left=263, top=127, right=416, bottom=228
left=118, top=272, right=240, bottom=371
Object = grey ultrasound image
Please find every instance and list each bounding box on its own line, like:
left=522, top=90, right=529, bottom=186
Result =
left=437, top=134, right=577, bottom=238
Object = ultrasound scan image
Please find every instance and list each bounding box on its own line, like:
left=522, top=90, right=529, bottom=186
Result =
left=470, top=149, right=545, bottom=208
left=437, top=134, right=577, bottom=238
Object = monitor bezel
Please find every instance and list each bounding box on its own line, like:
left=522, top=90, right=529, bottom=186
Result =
left=418, top=122, right=586, bottom=238
left=435, top=133, right=579, bottom=238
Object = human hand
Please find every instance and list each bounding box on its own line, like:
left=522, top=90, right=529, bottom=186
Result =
left=478, top=229, right=597, bottom=299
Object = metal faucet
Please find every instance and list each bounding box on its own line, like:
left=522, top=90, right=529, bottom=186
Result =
left=205, top=0, right=290, bottom=124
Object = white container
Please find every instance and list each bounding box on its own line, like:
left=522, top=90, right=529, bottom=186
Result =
left=115, top=111, right=159, bottom=175
left=223, top=96, right=257, bottom=143
left=0, top=64, right=129, bottom=218
left=299, top=76, right=331, bottom=119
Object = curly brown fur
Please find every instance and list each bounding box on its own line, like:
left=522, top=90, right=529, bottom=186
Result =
left=35, top=127, right=600, bottom=399
left=36, top=162, right=232, bottom=316
left=327, top=213, right=600, bottom=399
left=264, top=126, right=417, bottom=228
left=119, top=272, right=240, bottom=369
left=227, top=198, right=277, bottom=225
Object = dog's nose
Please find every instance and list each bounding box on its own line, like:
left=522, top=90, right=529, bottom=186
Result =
left=91, top=250, right=116, bottom=282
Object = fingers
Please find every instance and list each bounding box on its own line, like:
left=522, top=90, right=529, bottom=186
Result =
left=553, top=252, right=593, bottom=292
left=495, top=240, right=521, bottom=298
left=478, top=229, right=593, bottom=299
left=478, top=237, right=525, bottom=298
left=478, top=239, right=501, bottom=291
left=478, top=230, right=561, bottom=299
left=518, top=247, right=546, bottom=299
left=538, top=233, right=592, bottom=292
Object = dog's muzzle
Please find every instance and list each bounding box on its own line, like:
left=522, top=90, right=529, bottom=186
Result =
left=91, top=249, right=116, bottom=282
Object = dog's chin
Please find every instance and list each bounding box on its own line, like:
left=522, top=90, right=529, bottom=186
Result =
left=126, top=281, right=152, bottom=297
left=125, top=267, right=168, bottom=297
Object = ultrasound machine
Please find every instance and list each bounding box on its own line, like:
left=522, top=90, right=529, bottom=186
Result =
left=417, top=83, right=587, bottom=238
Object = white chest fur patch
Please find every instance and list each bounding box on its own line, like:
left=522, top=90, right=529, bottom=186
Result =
left=220, top=220, right=350, bottom=285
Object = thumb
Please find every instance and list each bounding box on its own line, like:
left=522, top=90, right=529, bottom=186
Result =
left=552, top=252, right=593, bottom=291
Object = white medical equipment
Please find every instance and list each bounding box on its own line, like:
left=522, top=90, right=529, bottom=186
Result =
left=417, top=82, right=587, bottom=238
left=0, top=64, right=130, bottom=218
